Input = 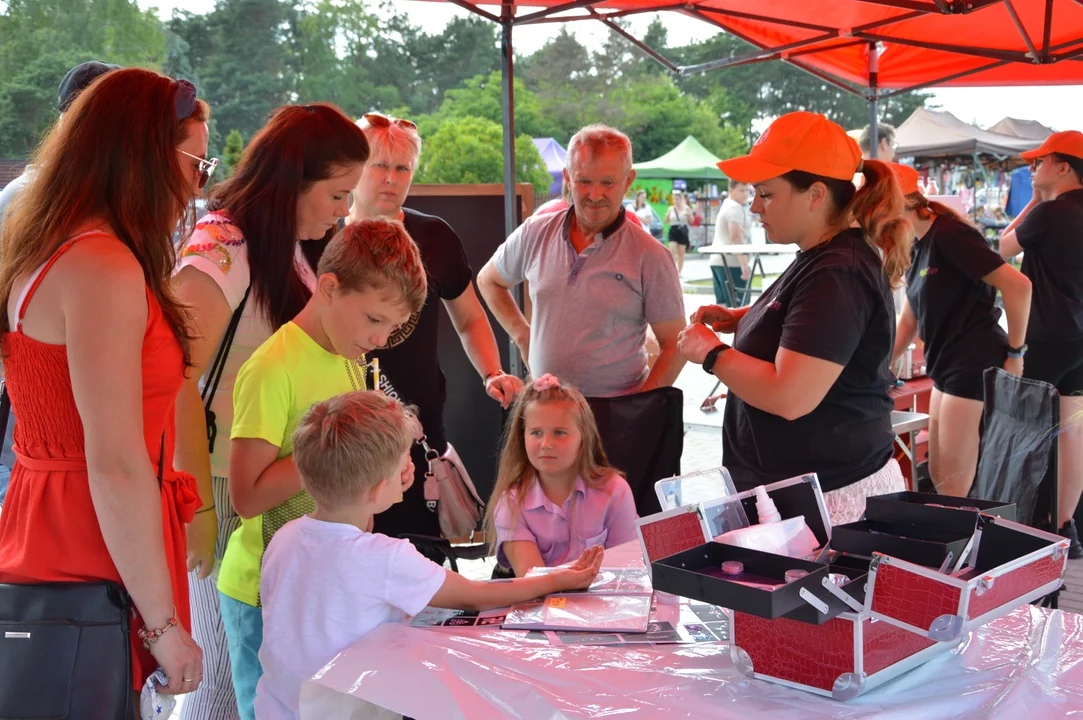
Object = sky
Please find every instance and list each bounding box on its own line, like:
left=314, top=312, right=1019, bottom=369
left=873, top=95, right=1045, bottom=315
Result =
left=139, top=0, right=1082, bottom=132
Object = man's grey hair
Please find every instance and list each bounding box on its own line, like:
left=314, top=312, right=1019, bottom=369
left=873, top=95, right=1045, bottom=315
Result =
left=567, top=124, right=633, bottom=172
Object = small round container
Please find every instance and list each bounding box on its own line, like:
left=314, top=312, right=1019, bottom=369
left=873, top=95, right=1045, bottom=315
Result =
left=784, top=569, right=809, bottom=583
left=721, top=561, right=744, bottom=576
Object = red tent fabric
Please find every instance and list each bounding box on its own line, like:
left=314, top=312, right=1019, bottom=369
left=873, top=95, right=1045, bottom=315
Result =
left=420, top=1, right=1083, bottom=91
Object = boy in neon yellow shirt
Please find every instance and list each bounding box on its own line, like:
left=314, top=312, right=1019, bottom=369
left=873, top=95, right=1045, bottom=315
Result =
left=218, top=218, right=427, bottom=717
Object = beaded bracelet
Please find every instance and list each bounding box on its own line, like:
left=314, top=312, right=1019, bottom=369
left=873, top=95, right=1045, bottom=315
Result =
left=483, top=370, right=505, bottom=385
left=138, top=607, right=179, bottom=650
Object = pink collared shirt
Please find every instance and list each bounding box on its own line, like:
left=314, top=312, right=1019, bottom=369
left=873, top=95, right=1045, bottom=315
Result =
left=493, top=474, right=639, bottom=568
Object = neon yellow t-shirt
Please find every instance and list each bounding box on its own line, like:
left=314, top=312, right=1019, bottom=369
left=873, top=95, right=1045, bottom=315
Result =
left=217, top=321, right=367, bottom=607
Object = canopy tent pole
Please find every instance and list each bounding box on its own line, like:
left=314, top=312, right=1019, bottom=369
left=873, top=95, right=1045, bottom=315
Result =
left=868, top=41, right=880, bottom=159
left=500, top=1, right=527, bottom=379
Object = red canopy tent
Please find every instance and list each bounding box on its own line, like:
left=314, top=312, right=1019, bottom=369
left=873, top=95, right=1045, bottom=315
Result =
left=413, top=0, right=1083, bottom=374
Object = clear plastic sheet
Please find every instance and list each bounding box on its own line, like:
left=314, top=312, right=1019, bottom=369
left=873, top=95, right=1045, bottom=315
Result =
left=300, top=604, right=1083, bottom=720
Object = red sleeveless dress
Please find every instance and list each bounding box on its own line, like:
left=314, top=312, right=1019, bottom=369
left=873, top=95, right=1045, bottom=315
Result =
left=0, top=233, right=201, bottom=690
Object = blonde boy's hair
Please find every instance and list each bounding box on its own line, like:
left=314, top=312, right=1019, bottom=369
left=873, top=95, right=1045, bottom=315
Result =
left=318, top=219, right=428, bottom=313
left=293, top=391, right=420, bottom=507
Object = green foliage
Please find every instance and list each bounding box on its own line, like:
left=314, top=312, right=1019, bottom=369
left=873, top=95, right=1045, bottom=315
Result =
left=415, top=116, right=551, bottom=190
left=0, top=0, right=166, bottom=157
left=221, top=129, right=245, bottom=177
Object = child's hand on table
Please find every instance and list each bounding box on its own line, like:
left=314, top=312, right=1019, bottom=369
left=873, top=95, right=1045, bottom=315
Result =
left=550, top=546, right=605, bottom=593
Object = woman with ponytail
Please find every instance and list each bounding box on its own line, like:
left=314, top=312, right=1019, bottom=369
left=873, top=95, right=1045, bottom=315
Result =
left=890, top=163, right=1031, bottom=500
left=677, top=111, right=909, bottom=525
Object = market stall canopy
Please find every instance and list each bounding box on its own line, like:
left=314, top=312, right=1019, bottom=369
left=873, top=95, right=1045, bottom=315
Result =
left=418, top=1, right=1083, bottom=93
left=988, top=117, right=1055, bottom=140
left=895, top=107, right=1040, bottom=161
left=532, top=137, right=567, bottom=195
left=633, top=136, right=726, bottom=180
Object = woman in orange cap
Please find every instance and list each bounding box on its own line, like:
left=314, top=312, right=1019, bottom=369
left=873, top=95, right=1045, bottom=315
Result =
left=998, top=130, right=1083, bottom=558
left=677, top=111, right=908, bottom=525
left=890, top=163, right=1031, bottom=499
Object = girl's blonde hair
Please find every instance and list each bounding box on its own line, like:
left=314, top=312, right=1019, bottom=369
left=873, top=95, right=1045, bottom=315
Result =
left=483, top=376, right=622, bottom=559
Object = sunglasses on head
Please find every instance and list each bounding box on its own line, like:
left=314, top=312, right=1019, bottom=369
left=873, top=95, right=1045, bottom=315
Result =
left=363, top=113, right=417, bottom=132
left=177, top=149, right=219, bottom=189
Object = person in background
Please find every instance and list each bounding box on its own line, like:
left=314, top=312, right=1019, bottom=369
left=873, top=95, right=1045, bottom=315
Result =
left=633, top=189, right=653, bottom=227
left=890, top=163, right=1031, bottom=499
left=678, top=111, right=910, bottom=526
left=859, top=122, right=897, bottom=162
left=174, top=102, right=370, bottom=720
left=709, top=180, right=753, bottom=307
left=665, top=189, right=694, bottom=275
left=253, top=390, right=603, bottom=720
left=998, top=130, right=1083, bottom=558
left=485, top=374, right=638, bottom=578
left=0, top=68, right=209, bottom=702
left=0, top=59, right=121, bottom=507
left=347, top=112, right=523, bottom=545
left=478, top=123, right=686, bottom=400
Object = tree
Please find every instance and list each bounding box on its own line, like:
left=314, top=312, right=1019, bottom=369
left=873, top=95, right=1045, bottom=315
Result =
left=423, top=71, right=560, bottom=141
left=221, top=129, right=245, bottom=178
left=415, top=116, right=551, bottom=189
left=612, top=74, right=748, bottom=163
left=398, top=15, right=500, bottom=115
left=195, top=0, right=294, bottom=144
left=0, top=0, right=166, bottom=158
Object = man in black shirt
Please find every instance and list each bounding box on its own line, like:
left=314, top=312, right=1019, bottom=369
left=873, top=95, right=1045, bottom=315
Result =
left=999, top=130, right=1083, bottom=557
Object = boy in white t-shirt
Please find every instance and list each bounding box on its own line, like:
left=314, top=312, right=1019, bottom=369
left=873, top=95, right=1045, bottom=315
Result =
left=254, top=391, right=604, bottom=720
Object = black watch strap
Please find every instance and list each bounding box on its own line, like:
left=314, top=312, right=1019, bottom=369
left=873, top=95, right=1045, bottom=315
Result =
left=702, top=342, right=730, bottom=374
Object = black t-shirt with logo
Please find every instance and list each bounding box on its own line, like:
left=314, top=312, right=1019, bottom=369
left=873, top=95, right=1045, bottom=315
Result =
left=904, top=214, right=1007, bottom=389
left=370, top=208, right=472, bottom=537
left=722, top=229, right=896, bottom=494
left=1016, top=188, right=1083, bottom=342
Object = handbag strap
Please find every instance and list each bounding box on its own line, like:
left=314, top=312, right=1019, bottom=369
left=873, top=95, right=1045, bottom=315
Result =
left=201, top=286, right=250, bottom=409
left=0, top=381, right=165, bottom=488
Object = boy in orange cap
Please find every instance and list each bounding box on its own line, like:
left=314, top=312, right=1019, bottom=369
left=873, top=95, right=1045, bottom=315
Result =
left=998, top=130, right=1083, bottom=558
left=677, top=111, right=912, bottom=526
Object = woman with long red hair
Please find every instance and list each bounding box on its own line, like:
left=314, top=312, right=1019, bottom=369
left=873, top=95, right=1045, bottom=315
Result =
left=0, top=67, right=211, bottom=711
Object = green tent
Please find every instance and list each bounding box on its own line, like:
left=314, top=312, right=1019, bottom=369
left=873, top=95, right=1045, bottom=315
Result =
left=633, top=136, right=728, bottom=180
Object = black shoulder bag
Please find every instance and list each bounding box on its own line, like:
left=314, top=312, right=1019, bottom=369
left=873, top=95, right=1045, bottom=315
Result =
left=203, top=287, right=250, bottom=454
left=0, top=380, right=169, bottom=720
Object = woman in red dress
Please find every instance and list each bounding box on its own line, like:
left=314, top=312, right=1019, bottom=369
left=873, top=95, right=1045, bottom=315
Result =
left=0, top=68, right=210, bottom=699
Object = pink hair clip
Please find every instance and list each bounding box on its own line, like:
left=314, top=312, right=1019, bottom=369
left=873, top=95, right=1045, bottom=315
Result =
left=532, top=374, right=561, bottom=392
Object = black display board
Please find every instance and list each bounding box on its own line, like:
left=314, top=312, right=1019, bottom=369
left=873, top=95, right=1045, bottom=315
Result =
left=403, top=184, right=533, bottom=506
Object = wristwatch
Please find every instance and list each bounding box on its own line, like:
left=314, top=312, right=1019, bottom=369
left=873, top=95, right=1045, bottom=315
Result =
left=1006, top=344, right=1028, bottom=359
left=702, top=342, right=730, bottom=374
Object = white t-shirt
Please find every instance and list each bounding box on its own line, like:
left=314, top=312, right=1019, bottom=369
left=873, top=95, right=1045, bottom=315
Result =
left=709, top=198, right=753, bottom=267
left=177, top=212, right=318, bottom=478
left=254, top=515, right=447, bottom=720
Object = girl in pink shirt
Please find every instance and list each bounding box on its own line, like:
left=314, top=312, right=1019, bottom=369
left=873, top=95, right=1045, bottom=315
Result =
left=485, top=374, right=639, bottom=576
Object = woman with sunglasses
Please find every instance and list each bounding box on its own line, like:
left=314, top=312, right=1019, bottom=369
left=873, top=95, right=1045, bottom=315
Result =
left=890, top=163, right=1031, bottom=499
left=0, top=69, right=208, bottom=712
left=348, top=113, right=523, bottom=547
left=173, top=104, right=368, bottom=720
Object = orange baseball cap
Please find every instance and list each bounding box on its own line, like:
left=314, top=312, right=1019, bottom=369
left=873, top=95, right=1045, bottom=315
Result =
left=890, top=163, right=921, bottom=196
left=718, top=111, right=862, bottom=184
left=1020, top=130, right=1083, bottom=161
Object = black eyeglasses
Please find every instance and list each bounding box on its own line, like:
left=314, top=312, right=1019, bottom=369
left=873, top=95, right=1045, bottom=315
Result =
left=1031, top=156, right=1048, bottom=172
left=177, top=149, right=219, bottom=189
